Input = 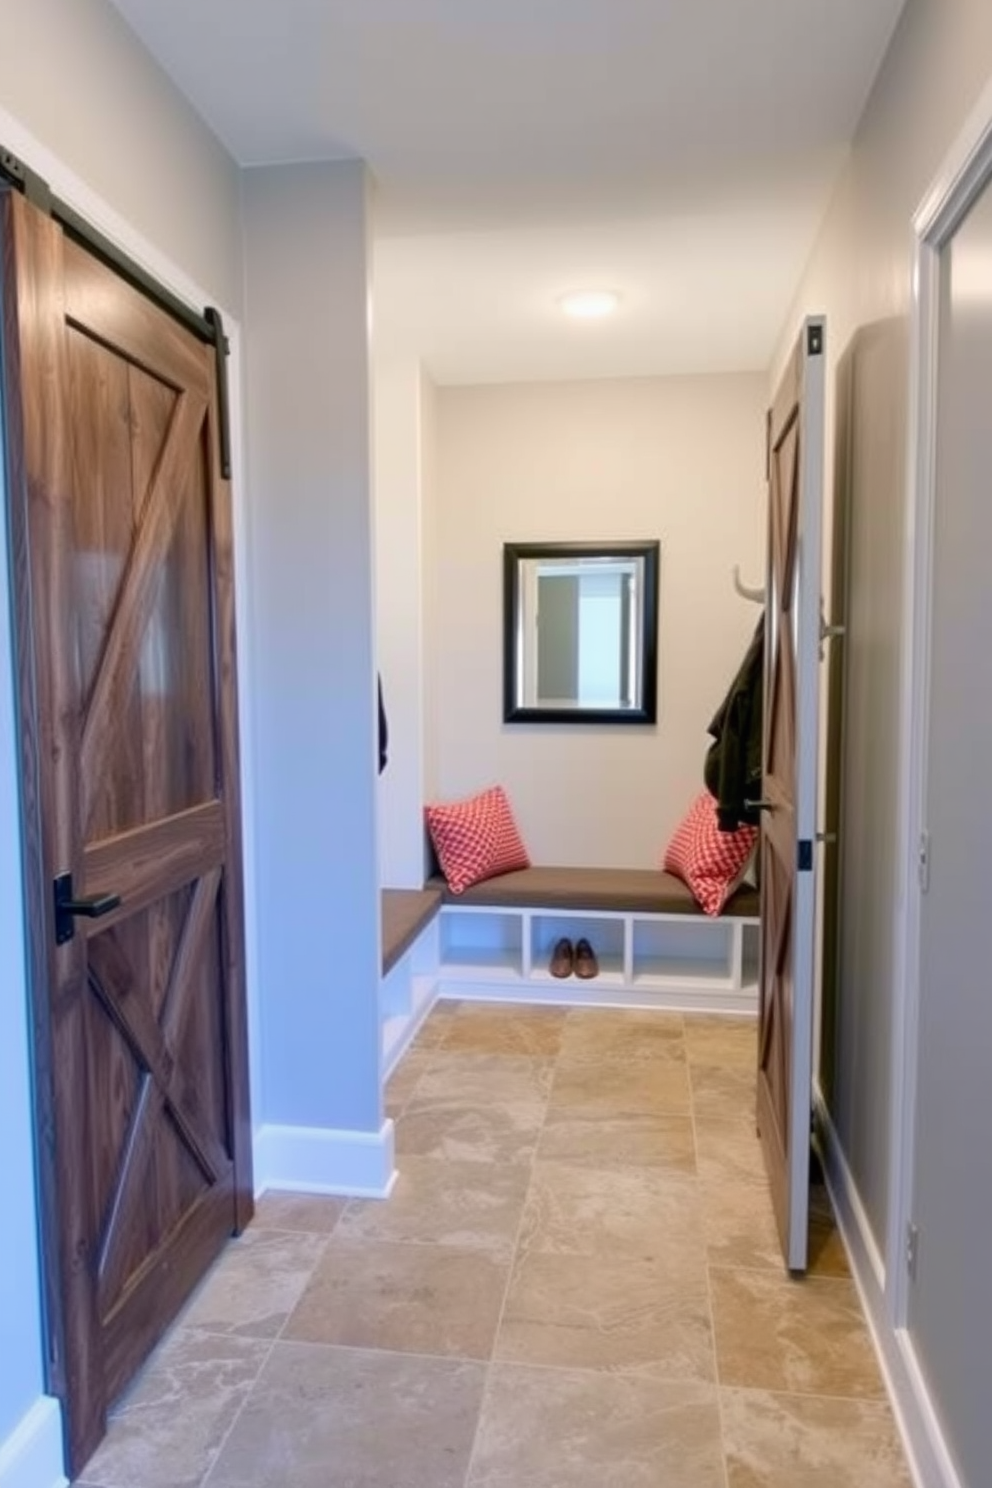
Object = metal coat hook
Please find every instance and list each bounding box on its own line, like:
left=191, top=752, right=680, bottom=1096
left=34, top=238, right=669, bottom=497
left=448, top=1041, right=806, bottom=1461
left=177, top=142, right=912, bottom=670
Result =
left=732, top=565, right=765, bottom=605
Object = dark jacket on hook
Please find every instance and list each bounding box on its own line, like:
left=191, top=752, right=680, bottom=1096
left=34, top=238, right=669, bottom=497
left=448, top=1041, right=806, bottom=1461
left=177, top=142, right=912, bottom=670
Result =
left=704, top=616, right=764, bottom=831
left=378, top=675, right=388, bottom=774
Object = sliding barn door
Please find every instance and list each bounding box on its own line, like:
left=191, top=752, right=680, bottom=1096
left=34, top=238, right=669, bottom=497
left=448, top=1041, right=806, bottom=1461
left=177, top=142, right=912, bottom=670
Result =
left=756, top=317, right=825, bottom=1273
left=0, top=190, right=252, bottom=1473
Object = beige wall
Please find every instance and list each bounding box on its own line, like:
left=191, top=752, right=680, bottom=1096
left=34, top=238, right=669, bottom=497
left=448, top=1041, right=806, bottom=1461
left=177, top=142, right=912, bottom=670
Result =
left=775, top=0, right=992, bottom=1264
left=0, top=0, right=243, bottom=312
left=434, top=374, right=767, bottom=869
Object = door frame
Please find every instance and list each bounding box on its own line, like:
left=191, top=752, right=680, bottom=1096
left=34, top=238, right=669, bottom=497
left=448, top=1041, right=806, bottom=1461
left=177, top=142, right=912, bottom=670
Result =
left=889, top=72, right=992, bottom=1332
left=0, top=109, right=259, bottom=1455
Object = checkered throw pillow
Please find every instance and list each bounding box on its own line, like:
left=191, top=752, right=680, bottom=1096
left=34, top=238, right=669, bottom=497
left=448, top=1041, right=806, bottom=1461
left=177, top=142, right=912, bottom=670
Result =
left=663, top=789, right=758, bottom=916
left=425, top=785, right=531, bottom=895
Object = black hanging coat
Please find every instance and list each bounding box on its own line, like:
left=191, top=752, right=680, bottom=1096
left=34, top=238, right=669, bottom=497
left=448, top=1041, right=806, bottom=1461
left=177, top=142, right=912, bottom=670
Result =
left=704, top=616, right=764, bottom=831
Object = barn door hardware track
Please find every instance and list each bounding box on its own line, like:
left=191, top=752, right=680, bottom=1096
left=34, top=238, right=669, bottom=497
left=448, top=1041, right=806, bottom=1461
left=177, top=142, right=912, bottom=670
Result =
left=0, top=143, right=232, bottom=478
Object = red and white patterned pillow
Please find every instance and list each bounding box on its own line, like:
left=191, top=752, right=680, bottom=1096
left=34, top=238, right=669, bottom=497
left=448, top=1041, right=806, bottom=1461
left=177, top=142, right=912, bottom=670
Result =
left=425, top=785, right=531, bottom=895
left=662, top=789, right=758, bottom=916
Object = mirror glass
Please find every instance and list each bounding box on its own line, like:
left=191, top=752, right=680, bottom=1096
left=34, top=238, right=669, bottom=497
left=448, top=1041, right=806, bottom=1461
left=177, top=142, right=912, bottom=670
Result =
left=503, top=541, right=659, bottom=724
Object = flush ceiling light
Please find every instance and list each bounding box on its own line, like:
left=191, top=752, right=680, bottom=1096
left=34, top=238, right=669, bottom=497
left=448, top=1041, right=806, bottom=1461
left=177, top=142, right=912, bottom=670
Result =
left=559, top=289, right=620, bottom=320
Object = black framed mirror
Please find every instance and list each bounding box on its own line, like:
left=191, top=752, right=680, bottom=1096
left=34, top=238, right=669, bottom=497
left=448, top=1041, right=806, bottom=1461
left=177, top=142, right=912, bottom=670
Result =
left=503, top=540, right=659, bottom=724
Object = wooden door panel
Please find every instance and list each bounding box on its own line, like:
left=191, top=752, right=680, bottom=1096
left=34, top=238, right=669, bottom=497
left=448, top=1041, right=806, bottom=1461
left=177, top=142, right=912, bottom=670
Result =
left=756, top=318, right=825, bottom=1273
left=1, top=189, right=251, bottom=1474
left=63, top=238, right=210, bottom=398
left=79, top=386, right=209, bottom=827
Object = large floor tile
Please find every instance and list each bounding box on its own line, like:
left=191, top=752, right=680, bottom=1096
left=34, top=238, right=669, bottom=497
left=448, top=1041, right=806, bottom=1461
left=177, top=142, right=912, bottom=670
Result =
left=693, top=1114, right=766, bottom=1186
left=538, top=1107, right=696, bottom=1173
left=709, top=1267, right=885, bottom=1398
left=335, top=1156, right=530, bottom=1259
left=385, top=1046, right=432, bottom=1114
left=76, top=1330, right=269, bottom=1488
left=496, top=1250, right=714, bottom=1381
left=519, top=1160, right=704, bottom=1261
left=177, top=1228, right=327, bottom=1339
left=467, top=1364, right=725, bottom=1487
left=413, top=1051, right=556, bottom=1105
left=205, top=1343, right=486, bottom=1488
left=559, top=1008, right=684, bottom=1064
left=283, top=1239, right=508, bottom=1359
left=807, top=1183, right=851, bottom=1278
left=700, top=1176, right=785, bottom=1272
left=251, top=1190, right=346, bottom=1234
left=549, top=1054, right=691, bottom=1116
left=689, top=1064, right=757, bottom=1122
left=721, top=1387, right=913, bottom=1486
left=684, top=1013, right=758, bottom=1068
left=395, top=1097, right=545, bottom=1164
left=441, top=1003, right=567, bottom=1055
left=410, top=1002, right=460, bottom=1049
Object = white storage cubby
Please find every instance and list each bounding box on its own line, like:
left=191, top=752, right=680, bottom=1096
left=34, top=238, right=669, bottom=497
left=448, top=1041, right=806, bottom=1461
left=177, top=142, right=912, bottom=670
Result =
left=439, top=907, right=524, bottom=982
left=436, top=904, right=760, bottom=1014
left=530, top=912, right=626, bottom=985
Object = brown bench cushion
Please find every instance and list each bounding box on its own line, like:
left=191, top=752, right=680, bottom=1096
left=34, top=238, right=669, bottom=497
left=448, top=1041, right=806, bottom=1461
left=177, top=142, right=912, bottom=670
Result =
left=381, top=887, right=443, bottom=976
left=425, top=866, right=759, bottom=918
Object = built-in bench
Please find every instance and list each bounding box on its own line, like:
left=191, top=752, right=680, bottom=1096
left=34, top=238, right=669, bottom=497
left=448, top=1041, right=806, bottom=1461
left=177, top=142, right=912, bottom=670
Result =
left=380, top=888, right=443, bottom=1077
left=426, top=866, right=760, bottom=1015
left=379, top=868, right=760, bottom=1077
left=381, top=887, right=443, bottom=976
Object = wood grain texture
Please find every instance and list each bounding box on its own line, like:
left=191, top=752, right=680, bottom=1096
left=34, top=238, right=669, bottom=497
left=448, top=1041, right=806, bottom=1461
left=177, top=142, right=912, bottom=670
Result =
left=757, top=355, right=802, bottom=1267
left=62, top=237, right=209, bottom=398
left=1, top=195, right=251, bottom=1475
left=0, top=188, right=71, bottom=1404
left=204, top=343, right=254, bottom=1230
left=81, top=801, right=226, bottom=930
left=1, top=190, right=108, bottom=1467
left=79, top=387, right=208, bottom=829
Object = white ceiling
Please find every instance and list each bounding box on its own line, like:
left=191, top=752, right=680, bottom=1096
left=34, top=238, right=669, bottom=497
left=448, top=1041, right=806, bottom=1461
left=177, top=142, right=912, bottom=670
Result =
left=110, top=0, right=907, bottom=384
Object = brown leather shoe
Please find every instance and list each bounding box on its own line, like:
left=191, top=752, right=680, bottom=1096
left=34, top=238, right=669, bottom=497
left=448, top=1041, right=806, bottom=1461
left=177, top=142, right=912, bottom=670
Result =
left=573, top=937, right=599, bottom=979
left=549, top=937, right=574, bottom=978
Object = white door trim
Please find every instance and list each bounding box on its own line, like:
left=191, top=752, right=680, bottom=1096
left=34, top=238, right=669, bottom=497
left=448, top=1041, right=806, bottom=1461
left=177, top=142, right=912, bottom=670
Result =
left=888, top=67, right=992, bottom=1327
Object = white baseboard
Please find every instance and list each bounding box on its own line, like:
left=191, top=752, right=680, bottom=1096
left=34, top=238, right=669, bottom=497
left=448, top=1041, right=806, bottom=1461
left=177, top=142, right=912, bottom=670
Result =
left=0, top=1398, right=66, bottom=1488
left=438, top=977, right=758, bottom=1016
left=253, top=1118, right=396, bottom=1199
left=815, top=1093, right=963, bottom=1488
left=382, top=973, right=438, bottom=1081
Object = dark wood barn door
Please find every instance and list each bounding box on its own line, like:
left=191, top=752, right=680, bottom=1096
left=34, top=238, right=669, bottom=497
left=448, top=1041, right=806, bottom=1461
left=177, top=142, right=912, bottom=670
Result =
left=756, top=317, right=825, bottom=1273
left=0, top=190, right=252, bottom=1473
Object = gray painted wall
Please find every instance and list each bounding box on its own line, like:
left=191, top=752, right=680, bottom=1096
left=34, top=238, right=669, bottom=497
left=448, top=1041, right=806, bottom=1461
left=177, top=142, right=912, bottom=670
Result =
left=242, top=161, right=381, bottom=1135
left=0, top=369, right=45, bottom=1446
left=908, top=171, right=992, bottom=1488
left=0, top=0, right=243, bottom=313
left=0, top=0, right=247, bottom=1461
left=776, top=0, right=992, bottom=1256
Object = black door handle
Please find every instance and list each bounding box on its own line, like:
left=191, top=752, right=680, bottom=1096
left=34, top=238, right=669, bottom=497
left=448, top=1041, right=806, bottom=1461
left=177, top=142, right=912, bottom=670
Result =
left=744, top=799, right=774, bottom=812
left=54, top=871, right=122, bottom=945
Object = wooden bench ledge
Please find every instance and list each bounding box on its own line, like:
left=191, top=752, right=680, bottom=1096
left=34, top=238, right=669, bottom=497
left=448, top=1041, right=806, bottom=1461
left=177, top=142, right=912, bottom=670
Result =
left=425, top=866, right=759, bottom=919
left=381, top=887, right=443, bottom=976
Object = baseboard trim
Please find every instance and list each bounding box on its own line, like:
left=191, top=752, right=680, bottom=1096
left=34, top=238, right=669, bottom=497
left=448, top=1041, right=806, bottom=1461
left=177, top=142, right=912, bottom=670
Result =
left=815, top=1092, right=963, bottom=1488
left=438, top=978, right=757, bottom=1016
left=0, top=1398, right=66, bottom=1488
left=253, top=1118, right=396, bottom=1199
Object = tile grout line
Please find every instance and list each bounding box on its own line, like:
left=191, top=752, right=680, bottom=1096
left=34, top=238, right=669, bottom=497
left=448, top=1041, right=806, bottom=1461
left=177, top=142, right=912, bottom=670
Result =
left=196, top=1331, right=280, bottom=1488
left=199, top=1220, right=340, bottom=1488
left=686, top=1021, right=733, bottom=1488
left=458, top=1008, right=567, bottom=1488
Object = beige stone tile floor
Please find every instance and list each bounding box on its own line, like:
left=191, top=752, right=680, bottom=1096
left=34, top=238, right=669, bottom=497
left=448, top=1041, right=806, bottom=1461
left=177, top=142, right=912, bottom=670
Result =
left=75, top=1003, right=913, bottom=1488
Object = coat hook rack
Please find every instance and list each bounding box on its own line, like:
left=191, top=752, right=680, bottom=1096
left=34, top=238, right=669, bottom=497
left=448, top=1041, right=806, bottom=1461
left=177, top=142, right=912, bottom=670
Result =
left=732, top=565, right=765, bottom=605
